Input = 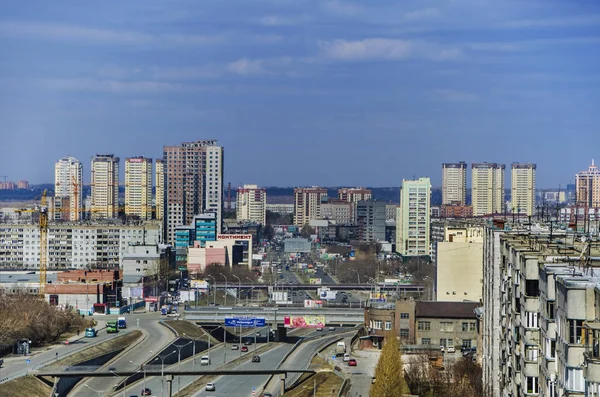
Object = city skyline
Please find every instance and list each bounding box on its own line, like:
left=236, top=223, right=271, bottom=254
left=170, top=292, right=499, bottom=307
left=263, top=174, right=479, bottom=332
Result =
left=1, top=1, right=599, bottom=187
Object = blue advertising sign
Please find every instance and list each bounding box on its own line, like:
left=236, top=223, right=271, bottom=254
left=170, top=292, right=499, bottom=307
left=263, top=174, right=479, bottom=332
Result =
left=224, top=317, right=266, bottom=327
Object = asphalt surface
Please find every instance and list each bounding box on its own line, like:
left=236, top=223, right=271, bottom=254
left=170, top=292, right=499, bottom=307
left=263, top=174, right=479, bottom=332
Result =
left=70, top=312, right=175, bottom=396
left=0, top=319, right=108, bottom=384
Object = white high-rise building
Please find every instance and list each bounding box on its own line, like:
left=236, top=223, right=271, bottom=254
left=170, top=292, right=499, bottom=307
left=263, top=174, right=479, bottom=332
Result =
left=54, top=156, right=83, bottom=221
left=472, top=163, right=505, bottom=216
left=236, top=184, right=266, bottom=224
left=91, top=154, right=119, bottom=220
left=155, top=159, right=165, bottom=221
left=442, top=162, right=467, bottom=205
left=511, top=163, right=536, bottom=216
left=125, top=157, right=152, bottom=220
left=396, top=177, right=431, bottom=256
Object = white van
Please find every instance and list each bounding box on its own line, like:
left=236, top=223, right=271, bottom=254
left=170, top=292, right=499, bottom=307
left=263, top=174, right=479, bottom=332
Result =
left=343, top=353, right=351, bottom=362
left=200, top=355, right=211, bottom=365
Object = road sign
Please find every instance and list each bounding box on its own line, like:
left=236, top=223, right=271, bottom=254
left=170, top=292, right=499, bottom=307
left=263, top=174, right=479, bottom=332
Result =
left=26, top=359, right=31, bottom=364
left=332, top=356, right=336, bottom=360
left=224, top=317, right=266, bottom=327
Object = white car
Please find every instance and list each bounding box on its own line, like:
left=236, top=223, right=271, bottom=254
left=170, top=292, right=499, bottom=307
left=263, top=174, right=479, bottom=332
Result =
left=200, top=355, right=211, bottom=365
left=205, top=383, right=216, bottom=391
left=447, top=346, right=456, bottom=353
left=343, top=353, right=350, bottom=362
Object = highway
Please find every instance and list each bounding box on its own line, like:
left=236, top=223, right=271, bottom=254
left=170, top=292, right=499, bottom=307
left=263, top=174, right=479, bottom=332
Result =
left=70, top=312, right=175, bottom=396
left=0, top=319, right=108, bottom=384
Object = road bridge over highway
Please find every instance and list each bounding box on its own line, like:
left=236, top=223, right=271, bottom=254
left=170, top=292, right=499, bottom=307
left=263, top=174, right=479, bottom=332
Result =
left=184, top=307, right=366, bottom=324
left=209, top=283, right=424, bottom=293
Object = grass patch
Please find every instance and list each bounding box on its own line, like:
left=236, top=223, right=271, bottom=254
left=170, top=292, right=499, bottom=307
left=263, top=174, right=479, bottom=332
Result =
left=175, top=343, right=282, bottom=397
left=0, top=375, right=52, bottom=397
left=164, top=320, right=218, bottom=344
left=51, top=330, right=143, bottom=368
left=283, top=372, right=343, bottom=397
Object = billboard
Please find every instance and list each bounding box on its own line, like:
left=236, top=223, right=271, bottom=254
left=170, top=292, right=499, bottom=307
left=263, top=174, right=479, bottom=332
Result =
left=284, top=315, right=326, bottom=328
left=304, top=300, right=323, bottom=308
left=370, top=293, right=388, bottom=302
left=224, top=317, right=266, bottom=327
left=318, top=288, right=337, bottom=301
left=190, top=280, right=209, bottom=289
left=309, top=278, right=322, bottom=285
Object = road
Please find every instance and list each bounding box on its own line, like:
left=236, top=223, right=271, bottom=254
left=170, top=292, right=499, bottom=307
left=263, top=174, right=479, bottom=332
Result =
left=0, top=319, right=107, bottom=384
left=70, top=312, right=175, bottom=396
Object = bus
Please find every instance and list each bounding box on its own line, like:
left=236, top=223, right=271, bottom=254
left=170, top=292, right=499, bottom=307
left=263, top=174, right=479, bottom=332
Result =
left=106, top=321, right=119, bottom=334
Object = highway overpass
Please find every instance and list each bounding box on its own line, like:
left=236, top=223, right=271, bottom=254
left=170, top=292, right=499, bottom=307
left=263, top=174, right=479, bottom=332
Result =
left=184, top=307, right=366, bottom=324
left=206, top=282, right=424, bottom=293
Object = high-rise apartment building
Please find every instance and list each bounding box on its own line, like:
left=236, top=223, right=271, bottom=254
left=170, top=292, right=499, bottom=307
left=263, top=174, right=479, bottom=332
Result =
left=54, top=156, right=83, bottom=221
left=163, top=140, right=223, bottom=244
left=472, top=163, right=505, bottom=216
left=511, top=163, right=536, bottom=216
left=155, top=159, right=165, bottom=221
left=125, top=157, right=152, bottom=220
left=91, top=154, right=119, bottom=220
left=236, top=184, right=266, bottom=225
left=338, top=188, right=372, bottom=203
left=442, top=162, right=467, bottom=205
left=294, top=187, right=328, bottom=226
left=356, top=200, right=386, bottom=242
left=576, top=160, right=600, bottom=208
left=396, top=177, right=431, bottom=256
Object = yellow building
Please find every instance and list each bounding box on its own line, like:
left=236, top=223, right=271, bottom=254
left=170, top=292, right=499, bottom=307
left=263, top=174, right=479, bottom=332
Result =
left=125, top=157, right=153, bottom=220
left=436, top=225, right=484, bottom=302
left=472, top=163, right=505, bottom=216
left=511, top=163, right=536, bottom=216
left=294, top=187, right=328, bottom=227
left=91, top=154, right=119, bottom=220
left=576, top=160, right=600, bottom=208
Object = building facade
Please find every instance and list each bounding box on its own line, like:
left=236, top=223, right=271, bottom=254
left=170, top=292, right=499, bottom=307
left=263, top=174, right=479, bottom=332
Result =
left=396, top=177, right=431, bottom=256
left=576, top=160, right=600, bottom=208
left=236, top=184, right=266, bottom=225
left=511, top=163, right=537, bottom=216
left=125, top=156, right=153, bottom=220
left=0, top=221, right=162, bottom=269
left=54, top=156, right=83, bottom=221
left=442, top=162, right=467, bottom=205
left=338, top=188, right=372, bottom=203
left=472, top=162, right=505, bottom=216
left=155, top=159, right=165, bottom=221
left=163, top=140, right=223, bottom=244
left=265, top=203, right=294, bottom=214
left=356, top=200, right=386, bottom=242
left=91, top=154, right=120, bottom=220
left=293, top=187, right=328, bottom=226
left=320, top=200, right=353, bottom=224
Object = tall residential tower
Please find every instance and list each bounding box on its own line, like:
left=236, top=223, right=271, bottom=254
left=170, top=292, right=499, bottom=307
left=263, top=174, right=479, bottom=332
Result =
left=576, top=160, right=600, bottom=208
left=54, top=156, right=83, bottom=221
left=155, top=159, right=165, bottom=221
left=511, top=163, right=536, bottom=216
left=294, top=187, right=328, bottom=226
left=442, top=162, right=467, bottom=205
left=396, top=177, right=431, bottom=256
left=125, top=156, right=153, bottom=220
left=236, top=184, right=267, bottom=224
left=472, top=163, right=505, bottom=216
left=91, top=154, right=119, bottom=219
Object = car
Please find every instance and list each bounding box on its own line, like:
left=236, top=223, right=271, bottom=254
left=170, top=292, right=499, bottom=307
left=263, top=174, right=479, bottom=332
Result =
left=141, top=388, right=152, bottom=396
left=447, top=346, right=456, bottom=353
left=252, top=355, right=261, bottom=363
left=256, top=332, right=261, bottom=336
left=0, top=358, right=3, bottom=368
left=245, top=339, right=253, bottom=345
left=200, top=355, right=211, bottom=365
left=343, top=353, right=350, bottom=362
left=241, top=346, right=249, bottom=352
left=231, top=344, right=239, bottom=350
left=205, top=383, right=216, bottom=391
left=348, top=359, right=357, bottom=366
left=329, top=327, right=335, bottom=331
left=263, top=393, right=273, bottom=397
left=316, top=327, right=323, bottom=331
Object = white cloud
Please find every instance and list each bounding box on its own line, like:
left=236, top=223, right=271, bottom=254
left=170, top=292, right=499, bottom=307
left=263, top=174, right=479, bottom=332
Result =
left=226, top=57, right=295, bottom=76
left=404, top=7, right=441, bottom=21
left=323, top=1, right=362, bottom=16
left=318, top=38, right=461, bottom=61
left=227, top=59, right=266, bottom=75
left=501, top=14, right=600, bottom=28
left=40, top=78, right=213, bottom=93
left=258, top=14, right=311, bottom=26
left=433, top=89, right=479, bottom=102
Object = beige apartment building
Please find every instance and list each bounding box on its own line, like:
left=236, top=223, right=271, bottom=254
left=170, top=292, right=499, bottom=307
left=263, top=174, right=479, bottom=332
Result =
left=511, top=163, right=537, bottom=216
left=338, top=188, right=372, bottom=203
left=472, top=162, right=505, bottom=216
left=576, top=160, right=600, bottom=208
left=54, top=156, right=83, bottom=221
left=125, top=156, right=153, bottom=220
left=236, top=184, right=266, bottom=224
left=294, top=187, right=328, bottom=226
left=91, top=154, right=119, bottom=220
left=155, top=159, right=164, bottom=221
left=442, top=162, right=467, bottom=205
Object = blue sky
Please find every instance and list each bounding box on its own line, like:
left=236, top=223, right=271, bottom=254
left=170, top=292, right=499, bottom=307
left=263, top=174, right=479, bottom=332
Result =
left=1, top=0, right=599, bottom=188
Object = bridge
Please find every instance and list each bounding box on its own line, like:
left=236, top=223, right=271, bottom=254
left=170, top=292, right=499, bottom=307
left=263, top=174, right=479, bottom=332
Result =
left=184, top=307, right=366, bottom=324
left=34, top=369, right=314, bottom=377
left=208, top=282, right=424, bottom=293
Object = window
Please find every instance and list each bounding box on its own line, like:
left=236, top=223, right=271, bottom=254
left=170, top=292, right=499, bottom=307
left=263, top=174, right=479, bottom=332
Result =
left=421, top=338, right=431, bottom=345
left=461, top=339, right=472, bottom=348
left=385, top=321, right=392, bottom=330
left=373, top=320, right=383, bottom=330
left=400, top=329, right=409, bottom=338
left=547, top=301, right=555, bottom=320
left=469, top=323, right=476, bottom=332
left=525, top=280, right=539, bottom=297
left=526, top=376, right=539, bottom=394
left=525, top=346, right=538, bottom=362
left=569, top=320, right=584, bottom=344
left=440, top=322, right=454, bottom=332
left=525, top=312, right=538, bottom=328
left=462, top=322, right=469, bottom=332
left=417, top=321, right=431, bottom=331
left=400, top=313, right=410, bottom=319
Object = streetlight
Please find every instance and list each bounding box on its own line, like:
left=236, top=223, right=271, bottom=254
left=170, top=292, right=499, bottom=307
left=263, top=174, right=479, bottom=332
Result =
left=351, top=269, right=361, bottom=284
left=245, top=277, right=254, bottom=306
left=84, top=384, right=104, bottom=396
left=150, top=349, right=176, bottom=397
left=183, top=333, right=210, bottom=372
left=423, top=277, right=434, bottom=301
left=232, top=274, right=241, bottom=306
left=219, top=273, right=228, bottom=306
left=206, top=275, right=216, bottom=306
left=174, top=340, right=193, bottom=395
left=129, top=360, right=147, bottom=394
left=110, top=368, right=139, bottom=397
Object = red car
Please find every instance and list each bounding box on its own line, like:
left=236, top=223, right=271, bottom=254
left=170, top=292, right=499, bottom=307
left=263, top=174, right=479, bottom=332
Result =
left=241, top=346, right=249, bottom=352
left=348, top=359, right=357, bottom=366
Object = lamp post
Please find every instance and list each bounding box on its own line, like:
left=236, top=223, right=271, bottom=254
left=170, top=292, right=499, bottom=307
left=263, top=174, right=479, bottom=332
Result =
left=423, top=277, right=434, bottom=301
left=219, top=273, right=228, bottom=306
left=351, top=268, right=360, bottom=284
left=232, top=274, right=241, bottom=306
left=183, top=333, right=209, bottom=372
left=129, top=360, right=147, bottom=394
left=245, top=277, right=254, bottom=306
left=174, top=340, right=193, bottom=395
left=84, top=384, right=104, bottom=396
left=151, top=350, right=176, bottom=397
left=207, top=275, right=216, bottom=306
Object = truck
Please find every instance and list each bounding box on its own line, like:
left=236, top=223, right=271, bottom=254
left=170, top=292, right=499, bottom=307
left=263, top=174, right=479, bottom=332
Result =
left=335, top=341, right=346, bottom=357
left=106, top=321, right=119, bottom=334
left=117, top=317, right=127, bottom=329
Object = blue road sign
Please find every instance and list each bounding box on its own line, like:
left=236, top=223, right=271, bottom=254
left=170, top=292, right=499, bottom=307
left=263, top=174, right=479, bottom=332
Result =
left=224, top=317, right=266, bottom=327
left=332, top=356, right=336, bottom=360
left=26, top=359, right=31, bottom=364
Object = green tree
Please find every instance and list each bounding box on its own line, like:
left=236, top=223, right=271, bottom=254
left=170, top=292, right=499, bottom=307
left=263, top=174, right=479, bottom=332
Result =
left=370, top=334, right=409, bottom=397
